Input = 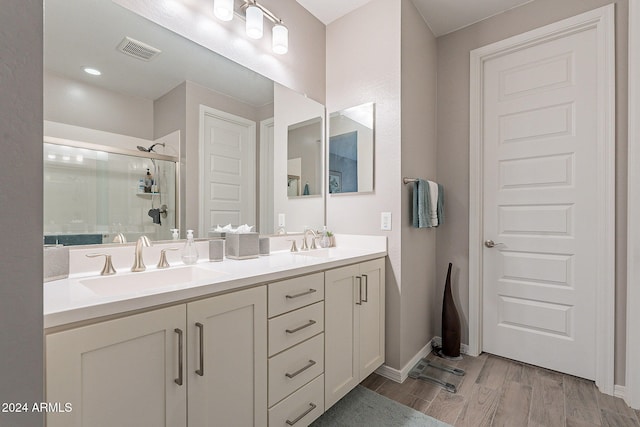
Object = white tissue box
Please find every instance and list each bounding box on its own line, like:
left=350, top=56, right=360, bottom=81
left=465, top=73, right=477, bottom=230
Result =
left=225, top=233, right=259, bottom=260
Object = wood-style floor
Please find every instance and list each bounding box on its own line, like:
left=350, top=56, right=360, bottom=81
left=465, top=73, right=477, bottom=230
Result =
left=363, top=353, right=640, bottom=427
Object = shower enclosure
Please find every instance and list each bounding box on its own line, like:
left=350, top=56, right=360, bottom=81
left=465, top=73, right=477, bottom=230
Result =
left=43, top=138, right=179, bottom=245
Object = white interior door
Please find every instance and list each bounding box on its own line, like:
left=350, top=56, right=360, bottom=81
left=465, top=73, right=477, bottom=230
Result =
left=481, top=17, right=611, bottom=380
left=200, top=106, right=256, bottom=234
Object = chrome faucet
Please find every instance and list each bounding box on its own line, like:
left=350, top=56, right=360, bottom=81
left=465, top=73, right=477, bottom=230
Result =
left=131, top=236, right=151, bottom=272
left=301, top=229, right=318, bottom=251
left=112, top=232, right=127, bottom=244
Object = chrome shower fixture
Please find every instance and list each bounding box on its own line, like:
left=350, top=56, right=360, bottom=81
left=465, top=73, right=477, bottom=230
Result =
left=136, top=142, right=165, bottom=153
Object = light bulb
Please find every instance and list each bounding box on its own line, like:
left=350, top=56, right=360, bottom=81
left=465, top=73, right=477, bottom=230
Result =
left=272, top=24, right=288, bottom=54
left=246, top=5, right=263, bottom=39
left=213, top=0, right=234, bottom=21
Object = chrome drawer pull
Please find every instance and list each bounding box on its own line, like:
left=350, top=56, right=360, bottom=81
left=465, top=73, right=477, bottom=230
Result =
left=195, top=322, right=204, bottom=376
left=286, top=320, right=317, bottom=334
left=174, top=328, right=184, bottom=386
left=285, top=360, right=316, bottom=379
left=286, top=403, right=317, bottom=426
left=355, top=276, right=362, bottom=305
left=286, top=289, right=317, bottom=299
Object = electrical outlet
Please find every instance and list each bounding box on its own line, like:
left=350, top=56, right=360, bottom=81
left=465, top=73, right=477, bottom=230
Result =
left=381, top=212, right=392, bottom=231
left=278, top=213, right=286, bottom=227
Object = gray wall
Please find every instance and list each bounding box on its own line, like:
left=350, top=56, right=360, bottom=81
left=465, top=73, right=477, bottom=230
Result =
left=400, top=0, right=438, bottom=368
left=0, top=1, right=44, bottom=426
left=44, top=71, right=154, bottom=140
left=327, top=0, right=438, bottom=371
left=435, top=0, right=629, bottom=384
left=326, top=0, right=403, bottom=369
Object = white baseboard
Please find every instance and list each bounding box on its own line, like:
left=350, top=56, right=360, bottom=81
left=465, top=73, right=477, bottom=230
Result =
left=614, top=384, right=626, bottom=399
left=374, top=337, right=469, bottom=384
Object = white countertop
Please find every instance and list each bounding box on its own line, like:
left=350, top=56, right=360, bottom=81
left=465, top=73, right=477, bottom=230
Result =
left=44, top=235, right=387, bottom=329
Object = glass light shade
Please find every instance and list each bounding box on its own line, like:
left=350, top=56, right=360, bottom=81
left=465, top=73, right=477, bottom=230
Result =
left=272, top=24, right=288, bottom=54
left=214, top=0, right=234, bottom=21
left=245, top=6, right=263, bottom=39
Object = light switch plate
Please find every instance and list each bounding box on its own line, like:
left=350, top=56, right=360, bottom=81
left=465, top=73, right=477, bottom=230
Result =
left=381, top=212, right=392, bottom=231
left=278, top=213, right=286, bottom=227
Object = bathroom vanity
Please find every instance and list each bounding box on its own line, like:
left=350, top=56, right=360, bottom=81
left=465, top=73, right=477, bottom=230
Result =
left=44, top=235, right=386, bottom=427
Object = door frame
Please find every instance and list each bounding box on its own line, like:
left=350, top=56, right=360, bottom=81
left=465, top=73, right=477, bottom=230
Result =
left=626, top=0, right=640, bottom=409
left=198, top=105, right=256, bottom=235
left=468, top=5, right=615, bottom=394
left=259, top=117, right=275, bottom=234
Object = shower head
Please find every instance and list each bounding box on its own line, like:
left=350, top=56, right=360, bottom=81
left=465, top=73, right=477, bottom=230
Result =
left=136, top=142, right=166, bottom=153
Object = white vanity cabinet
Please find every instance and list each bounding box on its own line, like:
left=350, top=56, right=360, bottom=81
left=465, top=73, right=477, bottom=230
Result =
left=46, top=286, right=267, bottom=427
left=324, top=258, right=385, bottom=409
left=46, top=305, right=188, bottom=427
left=187, top=286, right=267, bottom=427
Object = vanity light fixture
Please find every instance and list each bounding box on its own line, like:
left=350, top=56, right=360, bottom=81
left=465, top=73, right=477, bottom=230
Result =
left=245, top=4, right=263, bottom=39
left=213, top=0, right=288, bottom=54
left=213, top=0, right=234, bottom=21
left=83, top=67, right=102, bottom=76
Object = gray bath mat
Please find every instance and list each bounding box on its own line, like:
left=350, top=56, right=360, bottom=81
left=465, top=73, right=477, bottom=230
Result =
left=311, top=385, right=451, bottom=427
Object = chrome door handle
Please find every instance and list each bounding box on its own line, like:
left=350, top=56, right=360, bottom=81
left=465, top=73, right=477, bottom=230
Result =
left=355, top=276, right=362, bottom=305
left=484, top=240, right=504, bottom=248
left=195, top=322, right=204, bottom=376
left=362, top=274, right=368, bottom=303
left=174, top=328, right=184, bottom=386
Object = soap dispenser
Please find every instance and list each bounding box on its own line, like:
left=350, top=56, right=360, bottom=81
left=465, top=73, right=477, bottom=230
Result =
left=181, top=229, right=199, bottom=265
left=319, top=226, right=330, bottom=248
left=171, top=228, right=180, bottom=240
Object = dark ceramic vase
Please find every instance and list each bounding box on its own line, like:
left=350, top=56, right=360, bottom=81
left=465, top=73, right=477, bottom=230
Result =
left=442, top=263, right=461, bottom=358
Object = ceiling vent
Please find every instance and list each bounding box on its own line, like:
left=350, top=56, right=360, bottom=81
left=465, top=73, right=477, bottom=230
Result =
left=117, top=37, right=161, bottom=61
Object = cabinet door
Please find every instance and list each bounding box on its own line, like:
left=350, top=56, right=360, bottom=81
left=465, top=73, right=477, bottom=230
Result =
left=46, top=305, right=187, bottom=427
left=187, top=286, right=267, bottom=427
left=358, top=258, right=385, bottom=379
left=324, top=264, right=360, bottom=410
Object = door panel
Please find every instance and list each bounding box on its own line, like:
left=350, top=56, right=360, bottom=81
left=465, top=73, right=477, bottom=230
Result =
left=201, top=108, right=256, bottom=233
left=482, top=27, right=599, bottom=379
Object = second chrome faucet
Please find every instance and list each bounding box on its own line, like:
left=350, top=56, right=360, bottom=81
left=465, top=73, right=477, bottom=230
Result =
left=132, top=236, right=152, bottom=272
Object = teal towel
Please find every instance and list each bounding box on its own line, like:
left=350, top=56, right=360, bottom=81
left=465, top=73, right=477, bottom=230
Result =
left=413, top=179, right=432, bottom=228
left=412, top=180, right=444, bottom=228
left=437, top=183, right=444, bottom=225
left=303, top=183, right=310, bottom=195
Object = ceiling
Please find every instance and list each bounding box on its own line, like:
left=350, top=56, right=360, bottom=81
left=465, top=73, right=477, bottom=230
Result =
left=44, top=0, right=274, bottom=106
left=296, top=0, right=534, bottom=36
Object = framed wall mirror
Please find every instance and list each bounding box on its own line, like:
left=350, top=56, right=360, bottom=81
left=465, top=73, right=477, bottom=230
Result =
left=328, top=102, right=375, bottom=194
left=44, top=0, right=326, bottom=244
left=287, top=116, right=323, bottom=198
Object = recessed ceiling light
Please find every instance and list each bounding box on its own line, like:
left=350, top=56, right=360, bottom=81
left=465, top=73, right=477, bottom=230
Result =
left=83, top=67, right=102, bottom=76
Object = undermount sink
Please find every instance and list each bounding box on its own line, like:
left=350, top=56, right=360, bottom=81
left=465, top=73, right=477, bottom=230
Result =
left=293, top=248, right=336, bottom=259
left=79, top=266, right=227, bottom=296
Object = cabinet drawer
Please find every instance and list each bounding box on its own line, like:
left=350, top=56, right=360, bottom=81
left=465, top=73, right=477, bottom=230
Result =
left=269, top=302, right=324, bottom=357
left=268, top=374, right=324, bottom=427
left=269, top=333, right=324, bottom=407
left=268, top=273, right=324, bottom=317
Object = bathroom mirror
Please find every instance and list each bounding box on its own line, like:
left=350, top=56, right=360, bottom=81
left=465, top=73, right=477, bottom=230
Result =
left=287, top=117, right=323, bottom=198
left=328, top=103, right=375, bottom=194
left=44, top=0, right=325, bottom=243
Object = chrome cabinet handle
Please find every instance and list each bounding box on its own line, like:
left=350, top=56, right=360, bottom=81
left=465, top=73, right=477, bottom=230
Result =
left=286, top=320, right=317, bottom=334
left=174, top=328, right=183, bottom=386
left=286, top=289, right=317, bottom=299
left=195, top=322, right=204, bottom=376
left=355, top=276, right=362, bottom=305
left=362, top=274, right=368, bottom=303
left=484, top=240, right=504, bottom=248
left=286, top=403, right=317, bottom=426
left=285, top=360, right=316, bottom=379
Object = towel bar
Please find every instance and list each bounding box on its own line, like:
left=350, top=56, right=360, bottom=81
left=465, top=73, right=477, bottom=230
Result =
left=403, top=177, right=419, bottom=184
